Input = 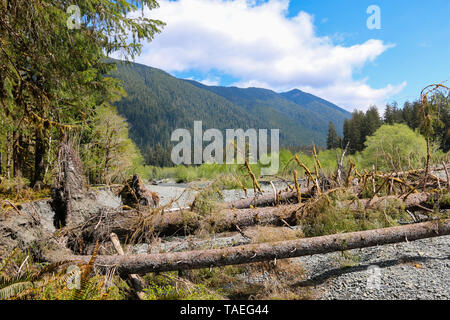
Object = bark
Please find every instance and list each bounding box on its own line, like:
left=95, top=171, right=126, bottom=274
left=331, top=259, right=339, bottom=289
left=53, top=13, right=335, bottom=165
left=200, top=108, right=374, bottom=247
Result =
left=52, top=219, right=450, bottom=275
left=33, top=130, right=46, bottom=187
left=51, top=138, right=89, bottom=228
left=226, top=189, right=310, bottom=209
left=12, top=131, right=23, bottom=177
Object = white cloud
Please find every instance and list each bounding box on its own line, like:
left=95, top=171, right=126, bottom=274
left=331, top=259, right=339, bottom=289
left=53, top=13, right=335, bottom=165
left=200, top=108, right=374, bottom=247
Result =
left=131, top=0, right=406, bottom=111
left=198, top=76, right=221, bottom=86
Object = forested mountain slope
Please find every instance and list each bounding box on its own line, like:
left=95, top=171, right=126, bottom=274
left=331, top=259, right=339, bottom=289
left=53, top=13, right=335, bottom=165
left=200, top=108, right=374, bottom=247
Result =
left=110, top=61, right=350, bottom=165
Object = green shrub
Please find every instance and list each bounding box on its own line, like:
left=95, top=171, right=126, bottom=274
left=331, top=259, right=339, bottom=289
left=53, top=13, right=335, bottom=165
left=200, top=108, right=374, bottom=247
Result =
left=360, top=124, right=427, bottom=171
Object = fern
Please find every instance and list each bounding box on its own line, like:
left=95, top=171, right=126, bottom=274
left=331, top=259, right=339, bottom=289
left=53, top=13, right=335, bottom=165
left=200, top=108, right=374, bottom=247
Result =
left=0, top=281, right=33, bottom=300
left=71, top=242, right=100, bottom=300
left=0, top=249, right=72, bottom=300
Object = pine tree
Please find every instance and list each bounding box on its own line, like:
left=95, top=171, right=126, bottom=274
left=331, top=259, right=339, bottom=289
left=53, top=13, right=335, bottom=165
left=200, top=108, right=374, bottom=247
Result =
left=326, top=121, right=341, bottom=149
left=363, top=106, right=382, bottom=139
left=384, top=104, right=394, bottom=124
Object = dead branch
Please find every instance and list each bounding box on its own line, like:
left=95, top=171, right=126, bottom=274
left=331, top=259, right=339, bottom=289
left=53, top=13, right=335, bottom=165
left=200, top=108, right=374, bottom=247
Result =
left=110, top=233, right=146, bottom=300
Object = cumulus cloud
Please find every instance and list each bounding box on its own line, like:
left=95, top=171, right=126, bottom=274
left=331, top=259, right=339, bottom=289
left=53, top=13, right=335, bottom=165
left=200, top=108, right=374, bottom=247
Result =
left=131, top=0, right=406, bottom=111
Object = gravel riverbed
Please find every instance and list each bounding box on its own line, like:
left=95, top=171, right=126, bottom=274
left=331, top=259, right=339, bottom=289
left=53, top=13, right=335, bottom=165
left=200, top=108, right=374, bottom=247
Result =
left=146, top=182, right=450, bottom=300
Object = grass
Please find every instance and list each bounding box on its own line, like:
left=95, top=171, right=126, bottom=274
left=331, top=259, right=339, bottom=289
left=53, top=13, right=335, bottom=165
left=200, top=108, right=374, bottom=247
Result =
left=184, top=259, right=313, bottom=300
left=246, top=226, right=304, bottom=244
left=143, top=272, right=223, bottom=300
left=0, top=177, right=51, bottom=203
left=299, top=189, right=411, bottom=237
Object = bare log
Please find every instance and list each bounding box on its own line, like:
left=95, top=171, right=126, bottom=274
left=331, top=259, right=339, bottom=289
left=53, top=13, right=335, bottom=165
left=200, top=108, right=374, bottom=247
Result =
left=54, top=219, right=450, bottom=275
left=67, top=204, right=302, bottom=252
left=226, top=190, right=307, bottom=209
left=376, top=163, right=449, bottom=178
left=342, top=192, right=443, bottom=211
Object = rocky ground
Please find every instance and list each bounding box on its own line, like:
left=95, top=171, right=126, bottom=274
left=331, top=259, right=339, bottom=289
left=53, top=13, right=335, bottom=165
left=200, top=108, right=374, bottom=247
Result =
left=145, top=181, right=450, bottom=300
left=295, top=236, right=450, bottom=300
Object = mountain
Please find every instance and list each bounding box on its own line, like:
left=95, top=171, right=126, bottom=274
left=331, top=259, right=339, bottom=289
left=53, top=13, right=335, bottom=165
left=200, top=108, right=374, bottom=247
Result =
left=185, top=81, right=348, bottom=136
left=109, top=60, right=350, bottom=166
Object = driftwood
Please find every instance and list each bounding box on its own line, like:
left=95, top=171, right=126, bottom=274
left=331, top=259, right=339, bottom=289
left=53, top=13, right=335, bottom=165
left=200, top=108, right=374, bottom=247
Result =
left=375, top=163, right=449, bottom=182
left=119, top=174, right=160, bottom=208
left=342, top=192, right=445, bottom=211
left=67, top=191, right=445, bottom=251
left=67, top=204, right=302, bottom=250
left=226, top=190, right=308, bottom=209
left=51, top=219, right=450, bottom=275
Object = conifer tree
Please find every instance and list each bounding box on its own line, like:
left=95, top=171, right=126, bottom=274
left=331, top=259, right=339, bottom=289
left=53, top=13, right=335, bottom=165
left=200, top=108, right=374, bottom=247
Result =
left=326, top=121, right=341, bottom=149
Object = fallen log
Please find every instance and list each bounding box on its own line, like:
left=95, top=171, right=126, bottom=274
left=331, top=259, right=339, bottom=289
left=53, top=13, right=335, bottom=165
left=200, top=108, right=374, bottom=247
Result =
left=68, top=192, right=446, bottom=252
left=376, top=163, right=449, bottom=178
left=342, top=192, right=444, bottom=211
left=52, top=219, right=450, bottom=275
left=226, top=189, right=309, bottom=209
left=67, top=204, right=302, bottom=252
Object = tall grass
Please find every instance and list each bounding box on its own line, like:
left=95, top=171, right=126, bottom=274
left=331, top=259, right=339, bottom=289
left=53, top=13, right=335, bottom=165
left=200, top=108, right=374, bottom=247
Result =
left=133, top=146, right=449, bottom=184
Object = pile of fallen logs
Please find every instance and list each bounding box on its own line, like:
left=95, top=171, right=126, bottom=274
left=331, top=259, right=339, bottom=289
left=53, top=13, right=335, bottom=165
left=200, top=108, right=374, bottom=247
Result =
left=1, top=140, right=449, bottom=296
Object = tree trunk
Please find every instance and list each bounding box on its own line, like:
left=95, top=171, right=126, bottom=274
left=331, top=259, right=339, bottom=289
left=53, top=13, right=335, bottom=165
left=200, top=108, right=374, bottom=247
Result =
left=33, top=130, right=46, bottom=187
left=53, top=219, right=450, bottom=275
left=13, top=131, right=23, bottom=178
left=51, top=138, right=88, bottom=228
left=342, top=192, right=443, bottom=211
left=226, top=189, right=310, bottom=209
left=6, top=132, right=12, bottom=179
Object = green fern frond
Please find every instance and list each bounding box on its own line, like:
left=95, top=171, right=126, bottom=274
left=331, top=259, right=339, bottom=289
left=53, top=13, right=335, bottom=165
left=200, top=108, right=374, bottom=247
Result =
left=0, top=281, right=33, bottom=300
left=72, top=242, right=100, bottom=300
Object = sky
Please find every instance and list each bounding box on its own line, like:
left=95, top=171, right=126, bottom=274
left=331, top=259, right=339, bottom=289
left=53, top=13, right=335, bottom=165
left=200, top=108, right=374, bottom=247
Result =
left=124, top=0, right=450, bottom=112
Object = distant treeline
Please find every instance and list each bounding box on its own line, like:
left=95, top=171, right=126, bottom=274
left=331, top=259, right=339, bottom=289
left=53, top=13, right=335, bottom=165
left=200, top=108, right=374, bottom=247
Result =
left=327, top=100, right=450, bottom=153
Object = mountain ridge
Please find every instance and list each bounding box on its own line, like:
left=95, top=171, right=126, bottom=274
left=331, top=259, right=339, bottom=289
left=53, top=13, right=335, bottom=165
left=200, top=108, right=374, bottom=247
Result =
left=109, top=60, right=351, bottom=166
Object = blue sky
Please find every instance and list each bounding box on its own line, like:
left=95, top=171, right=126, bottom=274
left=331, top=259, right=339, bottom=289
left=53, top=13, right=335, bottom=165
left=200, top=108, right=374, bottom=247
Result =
left=128, top=0, right=450, bottom=111
left=286, top=0, right=450, bottom=105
